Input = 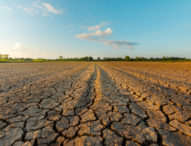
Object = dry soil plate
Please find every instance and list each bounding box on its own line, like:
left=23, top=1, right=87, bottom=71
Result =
left=0, top=62, right=191, bottom=146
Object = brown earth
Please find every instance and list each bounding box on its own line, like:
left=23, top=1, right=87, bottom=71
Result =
left=0, top=62, right=191, bottom=146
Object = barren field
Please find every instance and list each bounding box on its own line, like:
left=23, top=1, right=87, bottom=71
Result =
left=0, top=62, right=191, bottom=146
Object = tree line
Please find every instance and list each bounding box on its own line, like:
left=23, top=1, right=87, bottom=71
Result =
left=0, top=54, right=190, bottom=62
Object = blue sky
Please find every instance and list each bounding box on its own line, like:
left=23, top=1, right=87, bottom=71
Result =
left=0, top=0, right=191, bottom=58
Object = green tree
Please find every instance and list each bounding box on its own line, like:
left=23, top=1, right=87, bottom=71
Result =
left=124, top=56, right=130, bottom=61
left=59, top=56, right=64, bottom=60
left=4, top=54, right=9, bottom=59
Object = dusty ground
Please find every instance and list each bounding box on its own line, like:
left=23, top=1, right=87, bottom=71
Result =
left=0, top=62, right=191, bottom=146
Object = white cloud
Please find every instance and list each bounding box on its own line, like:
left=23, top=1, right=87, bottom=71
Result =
left=0, top=42, right=47, bottom=58
left=76, top=27, right=113, bottom=40
left=18, top=5, right=39, bottom=14
left=42, top=2, right=62, bottom=14
left=13, top=42, right=22, bottom=50
left=95, top=28, right=112, bottom=36
left=0, top=42, right=23, bottom=58
left=2, top=6, right=12, bottom=12
left=76, top=23, right=137, bottom=49
left=88, top=22, right=107, bottom=31
left=18, top=1, right=63, bottom=15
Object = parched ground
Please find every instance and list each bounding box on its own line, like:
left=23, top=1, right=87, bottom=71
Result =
left=0, top=62, right=191, bottom=146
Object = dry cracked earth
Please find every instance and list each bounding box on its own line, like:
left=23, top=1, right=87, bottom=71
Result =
left=0, top=62, right=191, bottom=146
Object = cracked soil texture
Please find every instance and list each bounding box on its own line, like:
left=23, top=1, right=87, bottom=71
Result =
left=0, top=62, right=191, bottom=146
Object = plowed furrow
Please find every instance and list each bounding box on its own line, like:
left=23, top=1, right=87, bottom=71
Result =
left=0, top=62, right=191, bottom=146
left=100, top=63, right=191, bottom=146
left=111, top=65, right=191, bottom=95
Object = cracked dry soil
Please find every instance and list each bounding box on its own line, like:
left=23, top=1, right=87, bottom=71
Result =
left=0, top=62, right=191, bottom=146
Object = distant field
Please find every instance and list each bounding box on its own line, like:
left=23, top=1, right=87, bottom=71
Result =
left=0, top=62, right=191, bottom=145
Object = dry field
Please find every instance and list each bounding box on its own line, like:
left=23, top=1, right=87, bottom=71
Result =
left=0, top=62, right=191, bottom=146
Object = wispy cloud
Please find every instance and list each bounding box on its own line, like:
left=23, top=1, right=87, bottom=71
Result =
left=18, top=5, right=39, bottom=14
left=13, top=42, right=22, bottom=50
left=0, top=42, right=23, bottom=57
left=76, top=23, right=137, bottom=49
left=103, top=40, right=137, bottom=49
left=42, top=2, right=62, bottom=14
left=88, top=22, right=107, bottom=31
left=18, top=1, right=63, bottom=15
left=1, top=6, right=12, bottom=12
left=0, top=42, right=47, bottom=58
left=76, top=27, right=112, bottom=39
